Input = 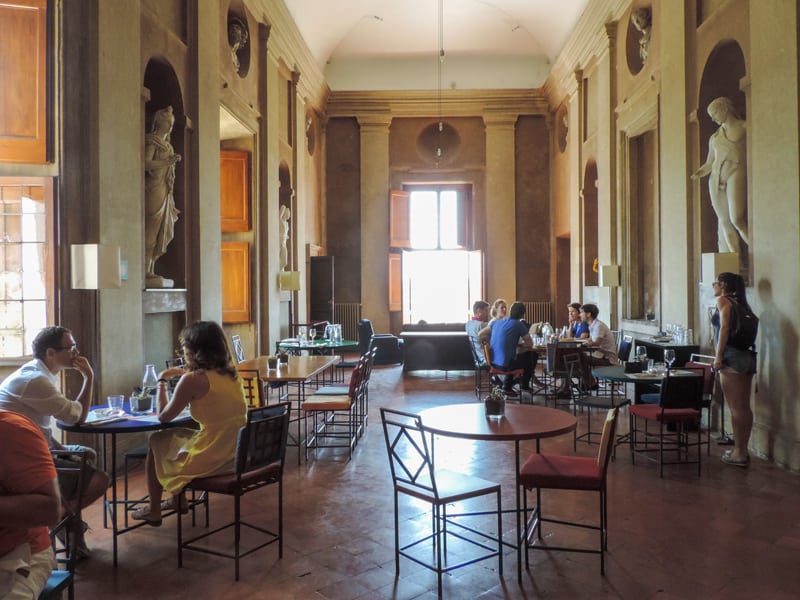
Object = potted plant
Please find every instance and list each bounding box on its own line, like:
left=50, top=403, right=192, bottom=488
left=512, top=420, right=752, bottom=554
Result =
left=485, top=386, right=506, bottom=419
left=277, top=350, right=289, bottom=364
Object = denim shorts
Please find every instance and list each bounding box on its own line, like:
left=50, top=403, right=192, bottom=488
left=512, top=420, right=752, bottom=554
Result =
left=722, top=346, right=756, bottom=375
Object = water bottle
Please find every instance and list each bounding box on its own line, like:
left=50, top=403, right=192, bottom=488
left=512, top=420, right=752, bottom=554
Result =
left=134, top=364, right=158, bottom=414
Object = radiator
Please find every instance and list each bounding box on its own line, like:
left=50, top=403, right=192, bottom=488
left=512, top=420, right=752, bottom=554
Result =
left=522, top=301, right=553, bottom=325
left=334, top=303, right=361, bottom=341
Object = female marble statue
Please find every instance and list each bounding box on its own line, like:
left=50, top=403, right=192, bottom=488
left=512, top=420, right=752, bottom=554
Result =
left=279, top=205, right=291, bottom=270
left=145, top=106, right=181, bottom=287
left=691, top=97, right=749, bottom=252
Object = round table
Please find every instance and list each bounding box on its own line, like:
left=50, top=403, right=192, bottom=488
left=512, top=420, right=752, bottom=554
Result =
left=418, top=402, right=577, bottom=582
left=58, top=403, right=195, bottom=566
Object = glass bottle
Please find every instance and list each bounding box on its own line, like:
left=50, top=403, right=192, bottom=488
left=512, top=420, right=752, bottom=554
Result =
left=136, top=364, right=158, bottom=414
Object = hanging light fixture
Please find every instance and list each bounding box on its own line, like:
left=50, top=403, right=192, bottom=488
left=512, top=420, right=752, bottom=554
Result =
left=436, top=0, right=445, bottom=163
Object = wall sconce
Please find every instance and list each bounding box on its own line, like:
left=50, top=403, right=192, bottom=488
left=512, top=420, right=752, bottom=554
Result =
left=278, top=270, right=300, bottom=291
left=70, top=244, right=121, bottom=289
left=701, top=252, right=739, bottom=283
left=599, top=264, right=620, bottom=287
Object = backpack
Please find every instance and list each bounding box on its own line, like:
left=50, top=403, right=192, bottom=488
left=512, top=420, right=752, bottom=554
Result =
left=728, top=300, right=759, bottom=350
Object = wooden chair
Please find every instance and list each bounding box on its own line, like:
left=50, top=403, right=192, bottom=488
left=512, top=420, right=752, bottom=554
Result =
left=238, top=368, right=266, bottom=409
left=380, top=407, right=503, bottom=597
left=519, top=408, right=618, bottom=575
left=177, top=402, right=290, bottom=580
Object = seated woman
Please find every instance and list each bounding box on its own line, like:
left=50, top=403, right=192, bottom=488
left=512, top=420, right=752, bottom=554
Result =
left=563, top=302, right=589, bottom=339
left=132, top=320, right=247, bottom=526
left=489, top=298, right=508, bottom=323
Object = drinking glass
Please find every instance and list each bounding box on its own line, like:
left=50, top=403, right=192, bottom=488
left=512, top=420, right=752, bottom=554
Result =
left=664, top=349, right=676, bottom=371
left=309, top=328, right=317, bottom=343
left=107, top=395, right=125, bottom=415
left=635, top=346, right=648, bottom=363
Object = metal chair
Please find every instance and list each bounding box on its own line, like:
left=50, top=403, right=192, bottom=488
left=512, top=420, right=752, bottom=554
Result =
left=177, top=402, right=290, bottom=580
left=230, top=334, right=245, bottom=363
left=239, top=368, right=266, bottom=409
left=686, top=354, right=722, bottom=454
left=519, top=408, right=618, bottom=576
left=566, top=353, right=630, bottom=450
left=629, top=368, right=705, bottom=477
left=380, top=407, right=503, bottom=597
left=40, top=450, right=90, bottom=600
left=469, top=335, right=492, bottom=398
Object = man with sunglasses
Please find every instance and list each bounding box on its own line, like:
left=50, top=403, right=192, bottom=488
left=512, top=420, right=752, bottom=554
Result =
left=0, top=326, right=109, bottom=559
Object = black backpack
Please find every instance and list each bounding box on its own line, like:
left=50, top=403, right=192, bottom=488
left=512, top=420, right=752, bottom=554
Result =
left=728, top=300, right=759, bottom=350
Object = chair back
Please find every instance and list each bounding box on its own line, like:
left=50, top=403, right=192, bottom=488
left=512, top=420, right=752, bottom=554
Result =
left=468, top=335, right=486, bottom=368
left=231, top=334, right=245, bottom=363
left=238, top=369, right=265, bottom=409
left=685, top=361, right=714, bottom=395
left=357, top=319, right=375, bottom=355
left=50, top=450, right=90, bottom=571
left=617, top=335, right=633, bottom=363
left=596, top=408, right=619, bottom=477
left=482, top=340, right=493, bottom=369
left=234, top=402, right=290, bottom=478
left=659, top=368, right=705, bottom=411
left=380, top=408, right=438, bottom=499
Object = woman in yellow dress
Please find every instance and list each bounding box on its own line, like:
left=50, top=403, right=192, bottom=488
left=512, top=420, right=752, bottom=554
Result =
left=132, top=321, right=247, bottom=526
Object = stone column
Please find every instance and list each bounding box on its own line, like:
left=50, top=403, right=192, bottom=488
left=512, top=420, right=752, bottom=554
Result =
left=357, top=113, right=392, bottom=333
left=483, top=113, right=518, bottom=302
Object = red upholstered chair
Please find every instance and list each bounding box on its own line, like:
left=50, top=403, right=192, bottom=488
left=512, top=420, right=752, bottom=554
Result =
left=482, top=341, right=525, bottom=398
left=519, top=408, right=618, bottom=575
left=628, top=368, right=705, bottom=477
left=177, top=402, right=290, bottom=580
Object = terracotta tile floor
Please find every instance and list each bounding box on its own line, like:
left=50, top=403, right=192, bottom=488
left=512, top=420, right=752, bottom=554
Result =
left=72, top=365, right=800, bottom=599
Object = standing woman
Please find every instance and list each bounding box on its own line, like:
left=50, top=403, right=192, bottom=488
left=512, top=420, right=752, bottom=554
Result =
left=711, top=272, right=757, bottom=467
left=133, top=321, right=247, bottom=525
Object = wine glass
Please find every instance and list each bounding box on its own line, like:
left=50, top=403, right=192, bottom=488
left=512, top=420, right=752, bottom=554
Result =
left=309, top=328, right=317, bottom=344
left=664, top=349, right=676, bottom=371
left=635, top=346, right=647, bottom=363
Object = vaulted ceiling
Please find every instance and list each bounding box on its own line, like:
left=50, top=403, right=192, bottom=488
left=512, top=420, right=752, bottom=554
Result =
left=282, top=0, right=591, bottom=91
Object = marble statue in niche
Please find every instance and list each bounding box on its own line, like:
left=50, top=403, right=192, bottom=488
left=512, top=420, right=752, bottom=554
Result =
left=279, top=205, right=291, bottom=270
left=691, top=97, right=749, bottom=253
left=145, top=105, right=181, bottom=288
left=228, top=17, right=248, bottom=73
left=631, top=7, right=652, bottom=63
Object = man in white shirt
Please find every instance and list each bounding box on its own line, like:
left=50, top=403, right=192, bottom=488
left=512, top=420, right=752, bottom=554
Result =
left=580, top=304, right=618, bottom=365
left=465, top=300, right=490, bottom=366
left=0, top=326, right=109, bottom=558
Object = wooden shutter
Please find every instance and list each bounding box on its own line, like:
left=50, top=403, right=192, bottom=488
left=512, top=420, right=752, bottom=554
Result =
left=220, top=150, right=251, bottom=232
left=221, top=241, right=250, bottom=323
left=389, top=190, right=411, bottom=248
left=388, top=253, right=402, bottom=312
left=0, top=0, right=48, bottom=164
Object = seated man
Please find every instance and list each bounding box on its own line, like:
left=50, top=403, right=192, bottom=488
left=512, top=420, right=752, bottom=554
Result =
left=0, top=410, right=61, bottom=600
left=479, top=301, right=538, bottom=396
left=465, top=300, right=490, bottom=366
left=0, top=326, right=110, bottom=559
left=580, top=303, right=618, bottom=365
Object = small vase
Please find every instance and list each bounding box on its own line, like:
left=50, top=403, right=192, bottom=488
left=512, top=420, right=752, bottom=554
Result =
left=484, top=396, right=505, bottom=419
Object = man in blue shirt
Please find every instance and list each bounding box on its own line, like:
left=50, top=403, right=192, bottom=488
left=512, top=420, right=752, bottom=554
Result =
left=479, top=302, right=537, bottom=396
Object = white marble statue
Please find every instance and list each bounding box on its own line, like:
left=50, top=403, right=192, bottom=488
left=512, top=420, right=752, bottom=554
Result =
left=691, top=97, right=749, bottom=252
left=279, top=205, right=290, bottom=270
left=144, top=105, right=181, bottom=288
left=631, top=7, right=652, bottom=63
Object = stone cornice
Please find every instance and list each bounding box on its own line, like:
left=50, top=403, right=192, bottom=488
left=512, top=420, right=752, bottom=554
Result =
left=248, top=0, right=330, bottom=110
left=544, top=0, right=628, bottom=106
left=327, top=89, right=549, bottom=119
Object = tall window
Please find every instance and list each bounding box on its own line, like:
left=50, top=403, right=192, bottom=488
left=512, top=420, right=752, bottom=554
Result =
left=409, top=189, right=463, bottom=249
left=389, top=184, right=481, bottom=323
left=0, top=178, right=53, bottom=358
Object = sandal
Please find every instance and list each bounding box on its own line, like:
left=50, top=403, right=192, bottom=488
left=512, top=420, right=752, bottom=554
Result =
left=131, top=507, right=163, bottom=526
left=721, top=454, right=749, bottom=467
left=160, top=497, right=190, bottom=514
